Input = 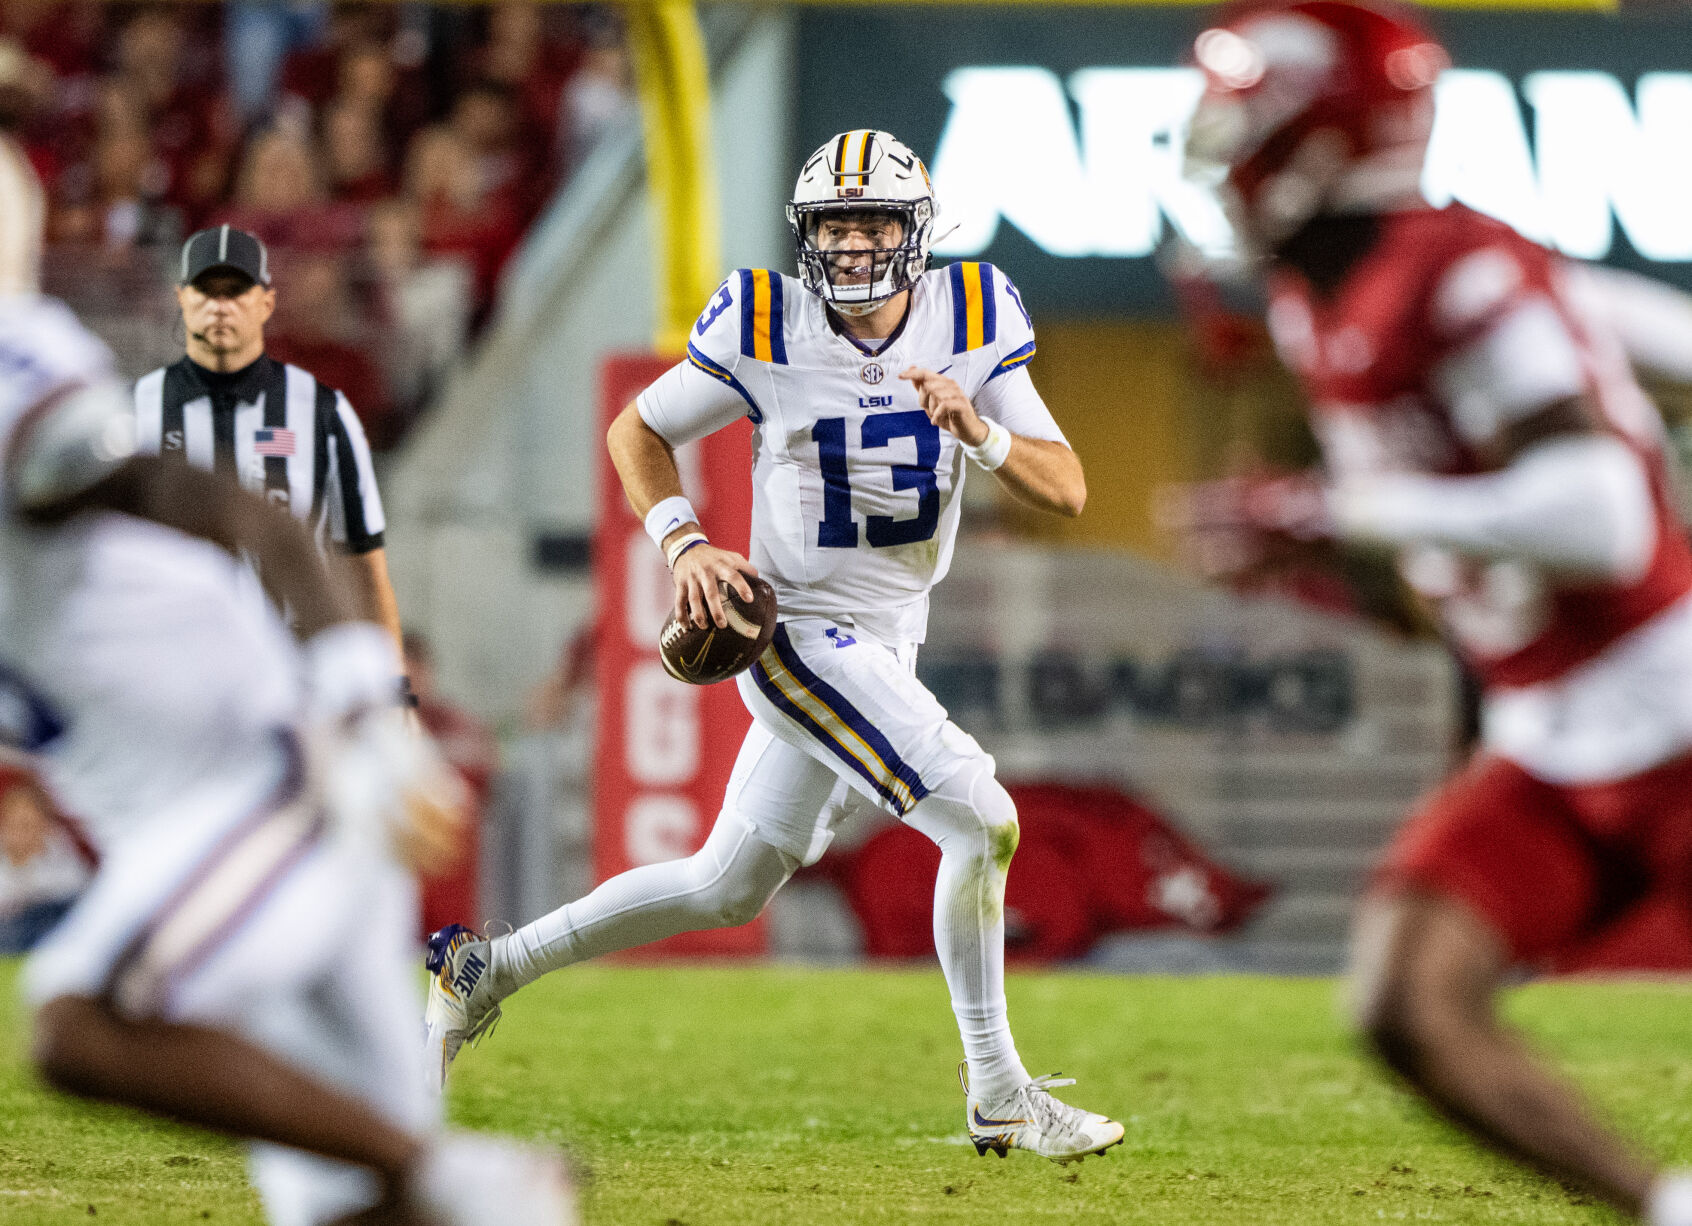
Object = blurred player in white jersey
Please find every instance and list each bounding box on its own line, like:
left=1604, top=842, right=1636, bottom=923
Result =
left=0, top=138, right=574, bottom=1226
left=1171, top=4, right=1692, bottom=1221
left=428, top=129, right=1123, bottom=1163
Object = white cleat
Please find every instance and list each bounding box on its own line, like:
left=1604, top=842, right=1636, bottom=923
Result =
left=423, top=924, right=503, bottom=1091
left=961, top=1062, right=1125, bottom=1163
left=409, top=1132, right=578, bottom=1226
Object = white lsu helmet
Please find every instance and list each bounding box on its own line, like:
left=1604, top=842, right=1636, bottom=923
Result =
left=786, top=129, right=935, bottom=316
left=0, top=133, right=42, bottom=297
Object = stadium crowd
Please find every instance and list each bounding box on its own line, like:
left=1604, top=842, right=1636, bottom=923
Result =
left=0, top=0, right=634, bottom=446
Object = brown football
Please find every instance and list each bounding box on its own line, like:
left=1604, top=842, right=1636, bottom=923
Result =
left=658, top=577, right=779, bottom=685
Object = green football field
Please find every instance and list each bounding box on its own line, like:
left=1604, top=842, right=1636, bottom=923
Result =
left=2, top=959, right=1688, bottom=1225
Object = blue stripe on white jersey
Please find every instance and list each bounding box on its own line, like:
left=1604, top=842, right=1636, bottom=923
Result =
left=686, top=341, right=764, bottom=423
left=987, top=340, right=1037, bottom=382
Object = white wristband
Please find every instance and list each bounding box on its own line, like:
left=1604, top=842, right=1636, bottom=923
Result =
left=665, top=531, right=708, bottom=568
left=964, top=418, right=1013, bottom=471
left=302, top=622, right=402, bottom=725
left=645, top=496, right=700, bottom=551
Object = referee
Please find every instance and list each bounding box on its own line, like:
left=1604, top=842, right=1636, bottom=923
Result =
left=133, top=225, right=403, bottom=648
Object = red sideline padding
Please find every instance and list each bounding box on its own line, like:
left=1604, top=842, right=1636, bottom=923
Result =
left=593, top=353, right=763, bottom=956
left=830, top=782, right=1272, bottom=961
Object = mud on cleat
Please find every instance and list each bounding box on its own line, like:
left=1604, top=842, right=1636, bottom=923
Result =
left=960, top=1061, right=1126, bottom=1163
left=423, top=923, right=504, bottom=1092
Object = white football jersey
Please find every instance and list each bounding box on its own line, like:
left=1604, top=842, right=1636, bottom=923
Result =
left=638, top=262, right=1066, bottom=643
left=0, top=295, right=298, bottom=848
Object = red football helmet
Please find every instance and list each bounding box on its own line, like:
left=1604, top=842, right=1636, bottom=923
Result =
left=1184, top=0, right=1448, bottom=250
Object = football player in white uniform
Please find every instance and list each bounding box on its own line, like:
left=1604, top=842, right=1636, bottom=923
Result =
left=0, top=139, right=574, bottom=1226
left=427, top=130, right=1123, bottom=1163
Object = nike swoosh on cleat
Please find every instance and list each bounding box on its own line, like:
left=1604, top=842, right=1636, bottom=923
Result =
left=971, top=1107, right=1029, bottom=1130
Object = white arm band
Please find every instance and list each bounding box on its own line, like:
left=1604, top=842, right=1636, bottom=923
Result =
left=1330, top=434, right=1657, bottom=580
left=964, top=418, right=1014, bottom=472
left=9, top=380, right=136, bottom=510
left=303, top=622, right=404, bottom=724
left=644, top=496, right=700, bottom=550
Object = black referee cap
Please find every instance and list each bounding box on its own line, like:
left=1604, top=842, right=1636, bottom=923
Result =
left=179, top=225, right=270, bottom=288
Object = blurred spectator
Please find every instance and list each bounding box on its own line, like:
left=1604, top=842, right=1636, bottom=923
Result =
left=476, top=3, right=581, bottom=171
left=278, top=6, right=391, bottom=114
left=266, top=247, right=396, bottom=444
left=0, top=767, right=93, bottom=955
left=405, top=122, right=521, bottom=315
left=368, top=198, right=471, bottom=416
left=112, top=7, right=234, bottom=225
left=49, top=81, right=179, bottom=250
left=320, top=97, right=393, bottom=204
left=522, top=630, right=595, bottom=734
left=26, top=2, right=632, bottom=448
left=0, top=35, right=58, bottom=182
left=404, top=629, right=497, bottom=938
left=486, top=631, right=595, bottom=925
left=449, top=79, right=540, bottom=222
left=224, top=0, right=327, bottom=124
left=557, top=31, right=633, bottom=174
left=217, top=122, right=361, bottom=250
left=296, top=30, right=430, bottom=154
left=2, top=0, right=103, bottom=83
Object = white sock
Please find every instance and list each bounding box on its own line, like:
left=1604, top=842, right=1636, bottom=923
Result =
left=1648, top=1172, right=1692, bottom=1226
left=902, top=762, right=1030, bottom=1102
left=490, top=813, right=795, bottom=996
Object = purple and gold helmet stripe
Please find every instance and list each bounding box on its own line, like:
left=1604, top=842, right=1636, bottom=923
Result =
left=832, top=129, right=874, bottom=189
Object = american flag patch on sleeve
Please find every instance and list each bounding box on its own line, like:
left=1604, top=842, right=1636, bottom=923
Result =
left=254, top=427, right=296, bottom=457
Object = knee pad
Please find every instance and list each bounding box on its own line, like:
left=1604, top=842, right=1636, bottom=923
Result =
left=908, top=757, right=1019, bottom=864
left=969, top=770, right=1020, bottom=868
left=962, top=765, right=1017, bottom=831
left=692, top=813, right=797, bottom=927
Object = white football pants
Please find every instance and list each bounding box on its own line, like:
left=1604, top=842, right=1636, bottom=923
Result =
left=497, top=724, right=1031, bottom=1099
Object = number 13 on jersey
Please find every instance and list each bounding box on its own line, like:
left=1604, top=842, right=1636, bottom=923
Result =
left=813, top=410, right=941, bottom=549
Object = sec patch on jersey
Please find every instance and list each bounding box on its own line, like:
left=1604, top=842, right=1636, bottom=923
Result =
left=659, top=577, right=779, bottom=685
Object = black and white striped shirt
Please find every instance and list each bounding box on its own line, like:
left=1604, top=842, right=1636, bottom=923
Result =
left=133, top=355, right=386, bottom=554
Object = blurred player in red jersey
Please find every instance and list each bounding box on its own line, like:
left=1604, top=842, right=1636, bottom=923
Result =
left=1172, top=4, right=1692, bottom=1220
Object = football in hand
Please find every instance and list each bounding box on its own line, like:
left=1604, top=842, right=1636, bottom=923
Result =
left=659, top=577, right=779, bottom=685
